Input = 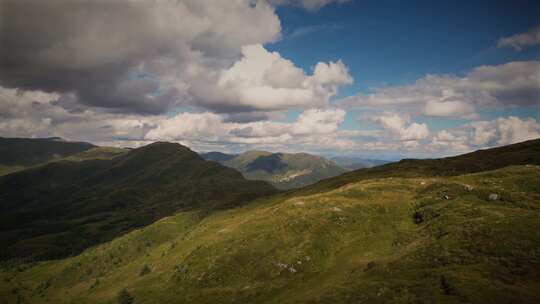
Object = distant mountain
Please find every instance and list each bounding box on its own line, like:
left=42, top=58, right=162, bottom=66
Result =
left=331, top=156, right=390, bottom=170
left=0, top=142, right=277, bottom=261
left=4, top=139, right=540, bottom=304
left=202, top=150, right=347, bottom=189
left=0, top=137, right=96, bottom=175
left=297, top=138, right=540, bottom=196
left=200, top=151, right=238, bottom=162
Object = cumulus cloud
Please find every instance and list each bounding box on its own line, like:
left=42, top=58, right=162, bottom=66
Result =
left=373, top=114, right=429, bottom=141
left=193, top=45, right=352, bottom=112
left=341, top=61, right=540, bottom=117
left=428, top=116, right=540, bottom=155
left=0, top=0, right=282, bottom=114
left=1, top=0, right=353, bottom=115
left=472, top=116, right=540, bottom=146
left=0, top=86, right=157, bottom=144
left=145, top=108, right=345, bottom=142
left=498, top=26, right=540, bottom=51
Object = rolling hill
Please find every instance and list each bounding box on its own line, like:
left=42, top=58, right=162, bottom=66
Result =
left=330, top=156, right=390, bottom=171
left=1, top=146, right=539, bottom=303
left=0, top=142, right=277, bottom=262
left=0, top=137, right=97, bottom=176
left=296, top=138, right=540, bottom=196
left=201, top=151, right=347, bottom=189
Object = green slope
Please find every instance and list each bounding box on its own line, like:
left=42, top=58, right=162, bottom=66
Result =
left=204, top=150, right=347, bottom=190
left=331, top=156, right=390, bottom=171
left=0, top=142, right=277, bottom=261
left=296, top=138, right=540, bottom=196
left=60, top=147, right=129, bottom=162
left=0, top=137, right=96, bottom=176
left=2, top=165, right=539, bottom=303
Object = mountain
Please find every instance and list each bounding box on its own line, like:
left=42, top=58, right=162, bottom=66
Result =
left=202, top=150, right=347, bottom=189
left=331, top=156, right=390, bottom=170
left=200, top=151, right=238, bottom=163
left=0, top=137, right=96, bottom=175
left=0, top=142, right=277, bottom=261
left=1, top=140, right=539, bottom=303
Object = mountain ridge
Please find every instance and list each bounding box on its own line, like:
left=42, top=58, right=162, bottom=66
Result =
left=202, top=150, right=347, bottom=189
left=0, top=141, right=277, bottom=261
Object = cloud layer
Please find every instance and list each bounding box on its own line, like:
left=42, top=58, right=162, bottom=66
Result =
left=341, top=61, right=540, bottom=118
left=0, top=0, right=538, bottom=158
left=498, top=26, right=540, bottom=51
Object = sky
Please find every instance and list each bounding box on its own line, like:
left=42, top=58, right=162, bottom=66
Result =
left=0, top=0, right=539, bottom=159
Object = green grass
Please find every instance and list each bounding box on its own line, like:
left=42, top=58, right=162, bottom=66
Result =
left=2, top=165, right=539, bottom=303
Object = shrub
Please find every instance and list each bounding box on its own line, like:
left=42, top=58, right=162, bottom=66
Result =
left=117, top=289, right=134, bottom=304
left=140, top=264, right=151, bottom=276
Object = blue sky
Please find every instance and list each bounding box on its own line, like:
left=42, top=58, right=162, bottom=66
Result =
left=270, top=0, right=540, bottom=92
left=1, top=0, right=539, bottom=158
left=265, top=0, right=540, bottom=157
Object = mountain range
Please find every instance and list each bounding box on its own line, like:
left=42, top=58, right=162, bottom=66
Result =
left=0, top=138, right=539, bottom=303
left=202, top=151, right=348, bottom=189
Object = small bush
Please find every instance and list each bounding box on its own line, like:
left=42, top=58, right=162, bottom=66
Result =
left=140, top=264, right=151, bottom=276
left=117, top=289, right=134, bottom=304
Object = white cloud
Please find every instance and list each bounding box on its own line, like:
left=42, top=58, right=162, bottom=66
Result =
left=145, top=108, right=346, bottom=143
left=423, top=100, right=476, bottom=118
left=373, top=114, right=430, bottom=141
left=341, top=61, right=540, bottom=118
left=1, top=0, right=283, bottom=114
left=428, top=116, right=540, bottom=155
left=493, top=116, right=540, bottom=145
left=498, top=26, right=540, bottom=51
left=195, top=45, right=352, bottom=112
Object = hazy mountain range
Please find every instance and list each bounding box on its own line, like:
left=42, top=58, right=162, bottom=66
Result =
left=330, top=156, right=390, bottom=171
left=202, top=151, right=349, bottom=189
left=0, top=137, right=539, bottom=303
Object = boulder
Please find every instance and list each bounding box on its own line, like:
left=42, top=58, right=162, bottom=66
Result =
left=488, top=193, right=499, bottom=201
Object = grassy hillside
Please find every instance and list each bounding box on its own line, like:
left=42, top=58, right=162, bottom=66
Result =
left=1, top=164, right=539, bottom=303
left=331, top=156, right=390, bottom=171
left=0, top=142, right=277, bottom=261
left=203, top=150, right=347, bottom=190
left=0, top=137, right=96, bottom=176
left=297, top=138, right=540, bottom=196
left=61, top=147, right=129, bottom=162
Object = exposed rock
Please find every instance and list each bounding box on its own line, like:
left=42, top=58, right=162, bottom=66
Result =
left=488, top=193, right=500, bottom=201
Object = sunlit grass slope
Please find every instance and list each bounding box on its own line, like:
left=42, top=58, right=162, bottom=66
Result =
left=2, top=165, right=539, bottom=303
